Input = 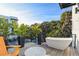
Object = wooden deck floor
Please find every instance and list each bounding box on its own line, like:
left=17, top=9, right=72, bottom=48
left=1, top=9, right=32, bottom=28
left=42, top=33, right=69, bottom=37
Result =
left=18, top=42, right=79, bottom=56
left=41, top=43, right=79, bottom=56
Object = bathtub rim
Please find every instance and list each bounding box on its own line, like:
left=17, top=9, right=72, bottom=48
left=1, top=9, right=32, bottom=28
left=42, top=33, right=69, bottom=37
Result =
left=46, top=37, right=72, bottom=40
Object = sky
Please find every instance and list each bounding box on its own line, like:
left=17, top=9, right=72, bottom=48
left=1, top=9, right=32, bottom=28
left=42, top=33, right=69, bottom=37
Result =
left=0, top=3, right=72, bottom=25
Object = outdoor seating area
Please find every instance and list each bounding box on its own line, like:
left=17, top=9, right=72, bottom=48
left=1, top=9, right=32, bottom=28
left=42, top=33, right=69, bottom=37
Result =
left=0, top=36, right=21, bottom=56
left=1, top=3, right=79, bottom=56
left=0, top=35, right=79, bottom=56
left=0, top=36, right=79, bottom=56
left=8, top=42, right=79, bottom=56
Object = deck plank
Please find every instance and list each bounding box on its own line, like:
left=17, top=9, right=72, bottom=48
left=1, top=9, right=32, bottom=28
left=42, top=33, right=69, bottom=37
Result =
left=18, top=42, right=79, bottom=56
left=41, top=43, right=79, bottom=56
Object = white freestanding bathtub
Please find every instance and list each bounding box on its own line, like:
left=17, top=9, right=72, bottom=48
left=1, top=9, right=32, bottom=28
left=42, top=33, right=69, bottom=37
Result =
left=46, top=37, right=72, bottom=50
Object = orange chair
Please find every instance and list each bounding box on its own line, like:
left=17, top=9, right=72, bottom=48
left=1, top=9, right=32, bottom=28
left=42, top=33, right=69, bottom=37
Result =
left=0, top=36, right=21, bottom=56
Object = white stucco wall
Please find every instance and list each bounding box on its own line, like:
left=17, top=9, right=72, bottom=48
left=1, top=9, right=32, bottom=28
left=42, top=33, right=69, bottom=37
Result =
left=72, top=4, right=79, bottom=52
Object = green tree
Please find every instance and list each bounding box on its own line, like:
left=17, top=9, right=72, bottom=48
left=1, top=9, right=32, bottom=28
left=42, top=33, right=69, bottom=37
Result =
left=19, top=24, right=27, bottom=37
left=30, top=23, right=42, bottom=39
left=60, top=11, right=72, bottom=37
left=40, top=22, right=50, bottom=37
left=46, top=20, right=62, bottom=37
left=18, top=24, right=30, bottom=38
left=11, top=20, right=19, bottom=35
left=0, top=16, right=9, bottom=36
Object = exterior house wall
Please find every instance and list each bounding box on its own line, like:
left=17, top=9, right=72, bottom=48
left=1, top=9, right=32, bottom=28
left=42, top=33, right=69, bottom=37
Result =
left=72, top=4, right=79, bottom=52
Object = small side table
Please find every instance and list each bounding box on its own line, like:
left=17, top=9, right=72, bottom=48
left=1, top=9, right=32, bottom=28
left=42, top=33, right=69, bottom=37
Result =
left=24, top=47, right=46, bottom=56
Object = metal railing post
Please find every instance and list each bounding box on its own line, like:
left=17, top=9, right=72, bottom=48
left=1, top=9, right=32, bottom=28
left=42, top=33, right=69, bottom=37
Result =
left=72, top=34, right=76, bottom=48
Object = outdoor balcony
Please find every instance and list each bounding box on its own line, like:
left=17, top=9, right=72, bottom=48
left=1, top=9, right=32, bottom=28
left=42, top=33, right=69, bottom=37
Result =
left=7, top=39, right=79, bottom=56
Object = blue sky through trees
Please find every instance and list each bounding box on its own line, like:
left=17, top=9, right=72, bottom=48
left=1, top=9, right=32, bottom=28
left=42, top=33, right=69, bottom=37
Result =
left=0, top=3, right=71, bottom=25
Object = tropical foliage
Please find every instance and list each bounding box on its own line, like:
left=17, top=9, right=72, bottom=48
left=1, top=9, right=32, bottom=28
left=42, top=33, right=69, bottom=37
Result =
left=0, top=16, right=9, bottom=36
left=0, top=11, right=72, bottom=40
left=60, top=11, right=72, bottom=37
